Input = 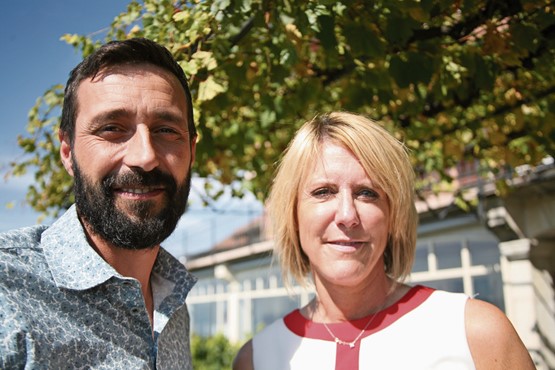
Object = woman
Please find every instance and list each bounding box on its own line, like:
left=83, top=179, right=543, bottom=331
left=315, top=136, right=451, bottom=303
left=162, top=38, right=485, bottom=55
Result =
left=233, top=112, right=535, bottom=370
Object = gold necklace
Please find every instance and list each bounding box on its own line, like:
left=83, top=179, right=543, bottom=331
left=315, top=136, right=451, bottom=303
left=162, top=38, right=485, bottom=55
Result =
left=318, top=300, right=387, bottom=349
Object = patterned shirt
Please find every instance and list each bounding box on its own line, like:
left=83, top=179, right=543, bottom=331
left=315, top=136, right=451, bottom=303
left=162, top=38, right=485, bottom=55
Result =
left=0, top=205, right=197, bottom=369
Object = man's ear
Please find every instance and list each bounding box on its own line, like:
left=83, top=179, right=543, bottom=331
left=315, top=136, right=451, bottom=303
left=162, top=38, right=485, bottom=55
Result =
left=59, top=130, right=75, bottom=177
left=190, top=135, right=197, bottom=165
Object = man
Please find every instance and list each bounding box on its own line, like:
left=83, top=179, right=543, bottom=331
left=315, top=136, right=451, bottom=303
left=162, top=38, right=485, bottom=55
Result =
left=1, top=38, right=197, bottom=369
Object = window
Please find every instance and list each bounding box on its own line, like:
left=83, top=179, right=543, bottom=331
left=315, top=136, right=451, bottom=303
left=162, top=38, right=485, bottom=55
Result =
left=424, top=278, right=464, bottom=293
left=473, top=273, right=505, bottom=310
left=251, top=296, right=301, bottom=333
left=434, top=241, right=462, bottom=269
left=413, top=245, right=429, bottom=272
left=190, top=302, right=217, bottom=337
left=468, top=241, right=499, bottom=266
left=411, top=239, right=504, bottom=310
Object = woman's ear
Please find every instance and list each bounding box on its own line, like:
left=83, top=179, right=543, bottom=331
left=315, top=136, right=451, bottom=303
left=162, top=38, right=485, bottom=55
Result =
left=59, top=130, right=75, bottom=177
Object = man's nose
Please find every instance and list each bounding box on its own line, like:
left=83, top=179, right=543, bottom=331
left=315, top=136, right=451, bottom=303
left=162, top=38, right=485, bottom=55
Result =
left=123, top=125, right=159, bottom=172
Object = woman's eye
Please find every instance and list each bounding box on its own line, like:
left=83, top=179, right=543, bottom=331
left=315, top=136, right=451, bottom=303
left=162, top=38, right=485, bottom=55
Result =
left=358, top=188, right=379, bottom=200
left=311, top=188, right=332, bottom=198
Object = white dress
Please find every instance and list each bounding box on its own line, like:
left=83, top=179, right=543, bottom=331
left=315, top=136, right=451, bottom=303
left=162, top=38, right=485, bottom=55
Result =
left=252, top=285, right=475, bottom=370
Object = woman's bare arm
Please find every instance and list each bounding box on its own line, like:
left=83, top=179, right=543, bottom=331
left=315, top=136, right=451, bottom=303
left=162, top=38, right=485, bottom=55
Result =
left=465, top=298, right=535, bottom=369
left=233, top=339, right=254, bottom=370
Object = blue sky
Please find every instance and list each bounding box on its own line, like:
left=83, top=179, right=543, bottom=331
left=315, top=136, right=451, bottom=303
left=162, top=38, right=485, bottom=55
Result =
left=0, top=1, right=262, bottom=258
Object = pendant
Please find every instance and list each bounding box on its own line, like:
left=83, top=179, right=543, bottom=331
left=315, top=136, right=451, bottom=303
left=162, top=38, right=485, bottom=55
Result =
left=334, top=337, right=356, bottom=349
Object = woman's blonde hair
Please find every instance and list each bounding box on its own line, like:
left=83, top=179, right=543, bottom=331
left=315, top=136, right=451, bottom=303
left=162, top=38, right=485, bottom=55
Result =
left=268, top=112, right=417, bottom=286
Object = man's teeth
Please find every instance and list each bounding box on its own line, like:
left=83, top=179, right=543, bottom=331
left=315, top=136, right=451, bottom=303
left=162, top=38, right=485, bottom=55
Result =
left=121, top=188, right=152, bottom=194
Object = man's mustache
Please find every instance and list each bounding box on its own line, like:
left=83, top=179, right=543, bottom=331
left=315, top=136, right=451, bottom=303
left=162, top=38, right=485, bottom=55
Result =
left=101, top=169, right=177, bottom=194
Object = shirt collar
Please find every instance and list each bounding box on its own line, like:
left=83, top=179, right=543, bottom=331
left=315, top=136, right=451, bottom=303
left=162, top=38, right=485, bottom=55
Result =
left=152, top=247, right=197, bottom=308
left=42, top=205, right=197, bottom=294
left=42, top=205, right=117, bottom=290
left=151, top=248, right=197, bottom=332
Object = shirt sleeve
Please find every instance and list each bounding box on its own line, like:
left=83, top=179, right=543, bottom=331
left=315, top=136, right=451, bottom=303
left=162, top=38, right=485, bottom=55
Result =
left=0, top=287, right=28, bottom=369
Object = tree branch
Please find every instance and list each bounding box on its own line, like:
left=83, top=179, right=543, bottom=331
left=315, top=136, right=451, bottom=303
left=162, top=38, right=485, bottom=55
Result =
left=229, top=16, right=255, bottom=47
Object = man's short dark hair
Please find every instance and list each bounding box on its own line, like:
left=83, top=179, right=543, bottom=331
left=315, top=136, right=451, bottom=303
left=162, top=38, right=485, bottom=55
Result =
left=60, top=37, right=196, bottom=144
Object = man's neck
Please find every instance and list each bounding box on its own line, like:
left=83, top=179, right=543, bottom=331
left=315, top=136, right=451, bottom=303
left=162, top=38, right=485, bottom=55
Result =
left=82, top=222, right=159, bottom=325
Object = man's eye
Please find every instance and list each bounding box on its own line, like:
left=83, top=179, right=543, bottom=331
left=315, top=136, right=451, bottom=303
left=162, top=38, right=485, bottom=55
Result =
left=92, top=124, right=128, bottom=141
left=97, top=124, right=122, bottom=133
left=157, top=127, right=179, bottom=134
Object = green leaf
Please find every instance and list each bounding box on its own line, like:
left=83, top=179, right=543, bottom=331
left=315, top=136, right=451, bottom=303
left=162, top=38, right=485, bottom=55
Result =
left=384, top=14, right=416, bottom=46
left=316, top=14, right=337, bottom=50
left=510, top=23, right=541, bottom=54
left=343, top=23, right=385, bottom=58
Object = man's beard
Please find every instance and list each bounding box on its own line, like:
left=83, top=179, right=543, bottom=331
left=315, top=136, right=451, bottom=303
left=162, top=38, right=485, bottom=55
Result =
left=72, top=159, right=192, bottom=250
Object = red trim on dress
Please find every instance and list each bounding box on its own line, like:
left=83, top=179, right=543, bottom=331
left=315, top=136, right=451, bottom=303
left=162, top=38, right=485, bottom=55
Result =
left=282, top=285, right=435, bottom=370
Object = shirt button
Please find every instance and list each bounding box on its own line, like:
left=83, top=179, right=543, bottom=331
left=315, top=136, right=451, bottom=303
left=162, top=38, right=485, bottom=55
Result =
left=130, top=307, right=141, bottom=315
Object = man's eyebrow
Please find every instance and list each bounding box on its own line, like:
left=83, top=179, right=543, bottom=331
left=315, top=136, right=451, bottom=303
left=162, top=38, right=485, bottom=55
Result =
left=88, top=109, right=186, bottom=125
left=90, top=108, right=132, bottom=125
left=152, top=110, right=186, bottom=124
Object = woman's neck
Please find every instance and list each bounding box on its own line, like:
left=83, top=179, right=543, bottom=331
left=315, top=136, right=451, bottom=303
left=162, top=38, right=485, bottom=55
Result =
left=306, top=275, right=407, bottom=322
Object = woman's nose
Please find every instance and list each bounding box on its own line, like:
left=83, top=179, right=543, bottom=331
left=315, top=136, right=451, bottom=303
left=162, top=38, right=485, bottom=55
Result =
left=335, top=193, right=360, bottom=229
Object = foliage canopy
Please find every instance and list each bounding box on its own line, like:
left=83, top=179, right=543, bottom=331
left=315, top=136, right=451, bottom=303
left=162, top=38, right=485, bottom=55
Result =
left=9, top=0, right=555, bottom=217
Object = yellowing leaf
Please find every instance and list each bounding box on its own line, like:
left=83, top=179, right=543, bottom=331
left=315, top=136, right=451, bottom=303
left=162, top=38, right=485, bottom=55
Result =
left=193, top=50, right=218, bottom=70
left=128, top=25, right=141, bottom=36
left=443, top=138, right=464, bottom=159
left=198, top=76, right=227, bottom=102
left=179, top=60, right=198, bottom=76
left=173, top=10, right=190, bottom=22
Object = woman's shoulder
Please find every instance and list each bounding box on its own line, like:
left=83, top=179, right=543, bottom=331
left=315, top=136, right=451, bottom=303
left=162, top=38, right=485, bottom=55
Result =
left=465, top=298, right=535, bottom=369
left=233, top=310, right=299, bottom=370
